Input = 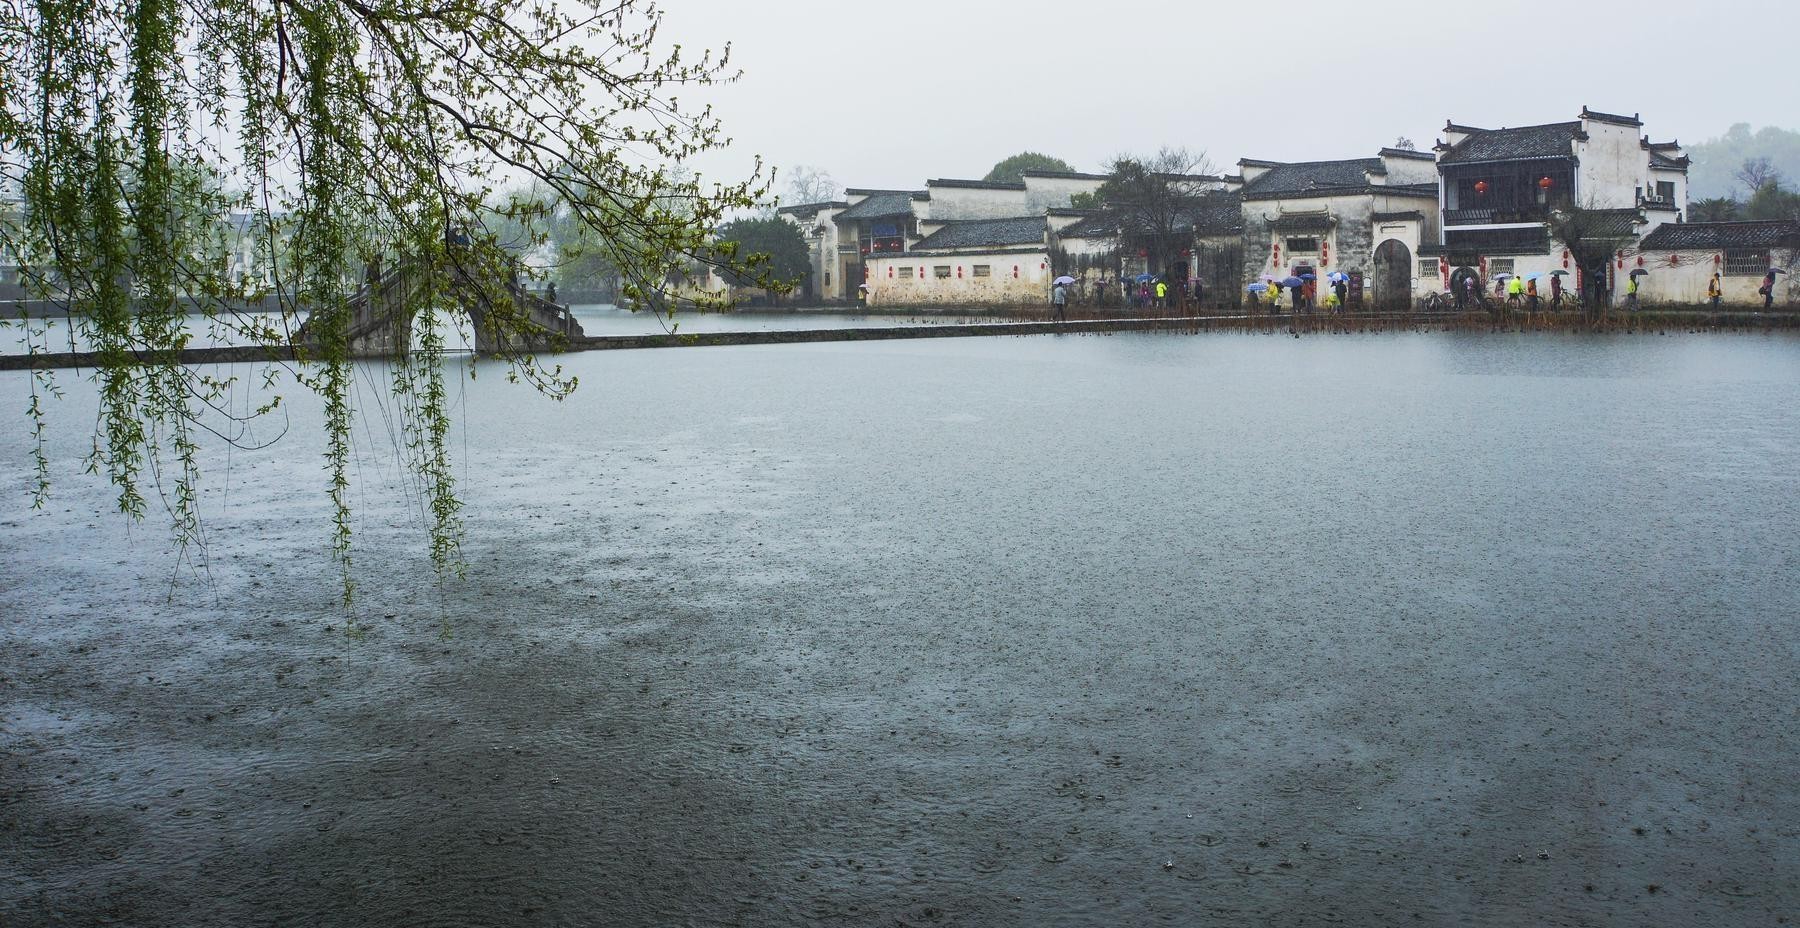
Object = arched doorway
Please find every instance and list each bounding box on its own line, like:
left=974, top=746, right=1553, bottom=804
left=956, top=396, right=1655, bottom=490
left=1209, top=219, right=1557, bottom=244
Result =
left=1372, top=239, right=1412, bottom=308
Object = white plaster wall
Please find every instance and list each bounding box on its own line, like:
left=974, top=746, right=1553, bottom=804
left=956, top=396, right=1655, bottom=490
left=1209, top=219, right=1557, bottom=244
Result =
left=864, top=251, right=1050, bottom=306
left=1575, top=120, right=1645, bottom=209
left=925, top=184, right=1031, bottom=221
left=1022, top=175, right=1105, bottom=214
left=1628, top=249, right=1795, bottom=305
left=1379, top=153, right=1439, bottom=185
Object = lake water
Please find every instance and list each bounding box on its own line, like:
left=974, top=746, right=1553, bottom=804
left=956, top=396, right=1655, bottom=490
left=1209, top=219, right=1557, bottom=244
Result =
left=0, top=304, right=1002, bottom=355
left=2, top=330, right=1797, bottom=926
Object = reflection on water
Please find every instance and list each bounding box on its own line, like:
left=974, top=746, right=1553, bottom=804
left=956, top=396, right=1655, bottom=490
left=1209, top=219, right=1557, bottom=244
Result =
left=2, top=331, right=1798, bottom=926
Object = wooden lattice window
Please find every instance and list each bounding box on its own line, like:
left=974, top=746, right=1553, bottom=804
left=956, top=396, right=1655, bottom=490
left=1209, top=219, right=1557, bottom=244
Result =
left=1724, top=249, right=1769, bottom=276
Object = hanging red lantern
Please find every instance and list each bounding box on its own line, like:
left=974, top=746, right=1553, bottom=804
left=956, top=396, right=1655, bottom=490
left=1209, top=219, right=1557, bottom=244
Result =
left=1538, top=176, right=1554, bottom=189
left=1474, top=181, right=1489, bottom=195
left=1636, top=256, right=1644, bottom=267
left=1012, top=266, right=1019, bottom=278
left=956, top=266, right=963, bottom=278
left=1670, top=254, right=1680, bottom=266
left=888, top=266, right=894, bottom=278
left=1714, top=253, right=1722, bottom=265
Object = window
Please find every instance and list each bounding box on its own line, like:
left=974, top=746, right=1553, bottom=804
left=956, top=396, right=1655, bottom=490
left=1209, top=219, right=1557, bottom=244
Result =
left=1655, top=181, right=1676, bottom=202
left=1488, top=259, right=1515, bottom=275
left=899, top=267, right=914, bottom=279
left=1418, top=259, right=1439, bottom=277
left=1285, top=237, right=1320, bottom=253
left=1725, top=248, right=1769, bottom=276
left=825, top=271, right=832, bottom=287
left=972, top=265, right=991, bottom=277
left=934, top=266, right=952, bottom=279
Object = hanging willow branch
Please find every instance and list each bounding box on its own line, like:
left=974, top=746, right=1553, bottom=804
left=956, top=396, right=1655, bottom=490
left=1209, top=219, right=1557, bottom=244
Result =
left=0, top=0, right=773, bottom=605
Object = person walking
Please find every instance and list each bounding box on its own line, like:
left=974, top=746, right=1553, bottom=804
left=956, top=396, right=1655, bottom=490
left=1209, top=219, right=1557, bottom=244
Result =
left=1051, top=281, right=1068, bottom=320
left=1154, top=278, right=1169, bottom=309
left=1626, top=272, right=1640, bottom=310
left=1707, top=272, right=1722, bottom=308
left=1526, top=276, right=1539, bottom=312
left=1333, top=277, right=1348, bottom=312
left=1550, top=273, right=1564, bottom=308
left=1762, top=270, right=1778, bottom=309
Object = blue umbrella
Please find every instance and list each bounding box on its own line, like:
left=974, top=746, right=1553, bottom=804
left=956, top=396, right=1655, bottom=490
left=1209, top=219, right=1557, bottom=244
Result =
left=1133, top=273, right=1157, bottom=283
left=1247, top=282, right=1269, bottom=293
left=1282, top=276, right=1305, bottom=288
left=1299, top=273, right=1317, bottom=281
left=1327, top=271, right=1349, bottom=283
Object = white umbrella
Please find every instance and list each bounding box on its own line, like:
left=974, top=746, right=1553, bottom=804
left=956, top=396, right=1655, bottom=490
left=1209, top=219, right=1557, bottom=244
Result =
left=1053, top=276, right=1077, bottom=286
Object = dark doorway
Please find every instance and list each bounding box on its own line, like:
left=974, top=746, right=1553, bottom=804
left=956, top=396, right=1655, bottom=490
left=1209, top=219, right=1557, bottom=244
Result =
left=1371, top=240, right=1412, bottom=308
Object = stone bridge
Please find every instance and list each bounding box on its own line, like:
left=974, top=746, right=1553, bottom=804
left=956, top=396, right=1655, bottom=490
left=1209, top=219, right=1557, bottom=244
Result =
left=293, top=263, right=583, bottom=358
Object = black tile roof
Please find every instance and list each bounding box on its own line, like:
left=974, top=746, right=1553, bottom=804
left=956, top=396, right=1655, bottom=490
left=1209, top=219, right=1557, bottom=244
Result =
left=1371, top=210, right=1426, bottom=222
left=928, top=178, right=1026, bottom=191
left=1055, top=193, right=1243, bottom=239
left=1581, top=107, right=1641, bottom=127
left=834, top=190, right=920, bottom=222
left=1577, top=208, right=1646, bottom=239
left=1240, top=158, right=1383, bottom=196
left=1648, top=150, right=1688, bottom=171
left=1439, top=122, right=1582, bottom=165
left=911, top=216, right=1046, bottom=250
left=1020, top=170, right=1111, bottom=181
left=1639, top=221, right=1800, bottom=250
left=776, top=200, right=847, bottom=219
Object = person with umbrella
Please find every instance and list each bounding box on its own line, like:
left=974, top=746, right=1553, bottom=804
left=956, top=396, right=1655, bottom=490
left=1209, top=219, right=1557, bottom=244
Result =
left=1762, top=269, right=1782, bottom=309
left=1708, top=271, right=1722, bottom=308
left=1526, top=274, right=1540, bottom=312
left=1550, top=271, right=1565, bottom=308
left=1626, top=268, right=1643, bottom=310
left=1332, top=274, right=1348, bottom=312
left=1051, top=277, right=1070, bottom=320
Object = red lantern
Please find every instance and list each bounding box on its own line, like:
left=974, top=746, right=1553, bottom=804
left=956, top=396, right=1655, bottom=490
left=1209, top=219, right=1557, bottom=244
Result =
left=1636, top=256, right=1644, bottom=267
left=1670, top=254, right=1680, bottom=266
left=1013, top=266, right=1019, bottom=278
left=1538, top=176, right=1553, bottom=189
left=1474, top=181, right=1489, bottom=195
left=1714, top=253, right=1722, bottom=265
left=888, top=266, right=894, bottom=278
left=956, top=266, right=963, bottom=278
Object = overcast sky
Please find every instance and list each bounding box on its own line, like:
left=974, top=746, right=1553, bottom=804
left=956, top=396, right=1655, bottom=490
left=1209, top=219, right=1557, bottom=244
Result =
left=657, top=0, right=1798, bottom=196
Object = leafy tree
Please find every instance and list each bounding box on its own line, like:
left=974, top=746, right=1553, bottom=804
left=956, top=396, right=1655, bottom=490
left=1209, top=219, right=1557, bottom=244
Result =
left=1745, top=180, right=1800, bottom=222
left=0, top=0, right=772, bottom=606
left=983, top=152, right=1075, bottom=184
left=1689, top=196, right=1743, bottom=223
left=712, top=217, right=809, bottom=301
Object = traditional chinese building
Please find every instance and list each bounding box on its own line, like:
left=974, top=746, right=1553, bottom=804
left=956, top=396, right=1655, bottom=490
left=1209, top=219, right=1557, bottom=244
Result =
left=1235, top=149, right=1441, bottom=307
left=1424, top=107, right=1689, bottom=304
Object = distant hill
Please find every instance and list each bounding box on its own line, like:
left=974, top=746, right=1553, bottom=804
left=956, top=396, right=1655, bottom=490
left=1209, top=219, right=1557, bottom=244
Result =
left=1687, top=124, right=1800, bottom=199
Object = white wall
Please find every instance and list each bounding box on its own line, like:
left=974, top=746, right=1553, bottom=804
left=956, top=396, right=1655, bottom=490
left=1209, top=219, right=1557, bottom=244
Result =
left=1628, top=248, right=1796, bottom=305
left=1576, top=119, right=1645, bottom=209
left=864, top=251, right=1050, bottom=306
left=1022, top=175, right=1105, bottom=214
left=925, top=183, right=1030, bottom=220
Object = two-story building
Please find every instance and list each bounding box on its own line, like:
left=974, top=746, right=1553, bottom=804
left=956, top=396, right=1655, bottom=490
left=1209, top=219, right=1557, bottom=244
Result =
left=1426, top=107, right=1689, bottom=304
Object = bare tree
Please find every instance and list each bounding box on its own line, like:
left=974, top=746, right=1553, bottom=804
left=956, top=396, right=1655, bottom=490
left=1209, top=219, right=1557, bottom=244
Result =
left=1545, top=200, right=1642, bottom=314
left=782, top=165, right=843, bottom=206
left=1094, top=147, right=1220, bottom=278
left=1736, top=157, right=1783, bottom=197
